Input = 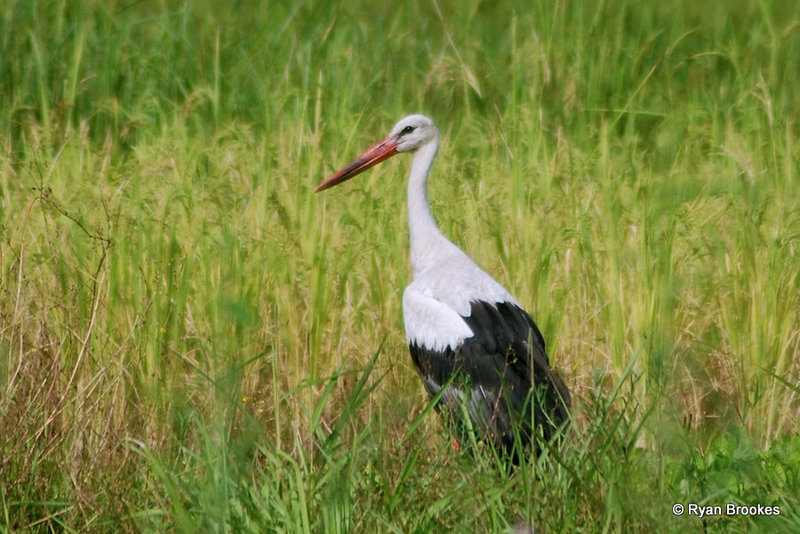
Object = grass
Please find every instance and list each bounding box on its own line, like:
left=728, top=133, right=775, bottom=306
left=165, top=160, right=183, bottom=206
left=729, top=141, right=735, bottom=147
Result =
left=1, top=0, right=800, bottom=531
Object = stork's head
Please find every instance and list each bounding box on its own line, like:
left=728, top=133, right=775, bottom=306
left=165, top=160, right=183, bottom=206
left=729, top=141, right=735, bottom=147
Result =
left=315, top=114, right=439, bottom=192
left=390, top=114, right=439, bottom=153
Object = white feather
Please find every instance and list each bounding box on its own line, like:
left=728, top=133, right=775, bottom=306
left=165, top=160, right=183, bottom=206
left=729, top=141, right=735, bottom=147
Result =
left=394, top=114, right=518, bottom=351
left=403, top=285, right=473, bottom=351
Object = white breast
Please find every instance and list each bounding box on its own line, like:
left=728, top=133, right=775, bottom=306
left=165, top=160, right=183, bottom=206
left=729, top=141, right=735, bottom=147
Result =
left=402, top=285, right=473, bottom=351
left=402, top=247, right=517, bottom=351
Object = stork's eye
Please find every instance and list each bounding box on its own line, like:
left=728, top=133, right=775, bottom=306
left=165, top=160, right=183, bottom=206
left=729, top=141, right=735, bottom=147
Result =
left=400, top=125, right=415, bottom=135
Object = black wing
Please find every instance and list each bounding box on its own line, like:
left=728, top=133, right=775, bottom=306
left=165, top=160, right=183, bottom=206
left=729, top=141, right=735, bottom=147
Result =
left=409, top=300, right=570, bottom=457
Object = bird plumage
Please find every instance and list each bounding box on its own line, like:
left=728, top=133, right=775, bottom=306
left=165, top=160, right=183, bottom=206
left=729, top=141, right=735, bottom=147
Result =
left=316, top=114, right=570, bottom=458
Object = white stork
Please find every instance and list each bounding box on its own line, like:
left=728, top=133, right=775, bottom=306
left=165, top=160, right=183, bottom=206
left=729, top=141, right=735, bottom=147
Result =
left=316, top=114, right=570, bottom=458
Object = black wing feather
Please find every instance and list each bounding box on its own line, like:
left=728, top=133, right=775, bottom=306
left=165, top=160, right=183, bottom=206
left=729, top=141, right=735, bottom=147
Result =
left=409, top=300, right=570, bottom=458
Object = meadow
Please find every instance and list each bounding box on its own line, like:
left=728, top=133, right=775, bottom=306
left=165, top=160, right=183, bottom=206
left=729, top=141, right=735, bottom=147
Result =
left=1, top=0, right=800, bottom=531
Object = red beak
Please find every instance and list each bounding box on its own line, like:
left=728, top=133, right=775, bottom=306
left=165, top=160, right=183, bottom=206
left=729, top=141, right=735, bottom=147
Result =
left=315, top=136, right=399, bottom=192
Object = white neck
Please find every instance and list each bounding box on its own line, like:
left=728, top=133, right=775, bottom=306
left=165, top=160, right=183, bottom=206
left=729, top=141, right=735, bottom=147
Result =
left=407, top=137, right=457, bottom=277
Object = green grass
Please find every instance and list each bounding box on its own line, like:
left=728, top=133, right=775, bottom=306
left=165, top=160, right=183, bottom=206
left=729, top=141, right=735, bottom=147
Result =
left=2, top=0, right=800, bottom=531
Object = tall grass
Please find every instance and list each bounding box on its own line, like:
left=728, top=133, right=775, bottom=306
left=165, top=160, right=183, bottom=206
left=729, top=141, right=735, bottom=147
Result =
left=1, top=0, right=799, bottom=531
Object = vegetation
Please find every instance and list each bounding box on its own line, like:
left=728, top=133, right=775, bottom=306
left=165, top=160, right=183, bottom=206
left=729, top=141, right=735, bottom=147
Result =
left=1, top=0, right=799, bottom=531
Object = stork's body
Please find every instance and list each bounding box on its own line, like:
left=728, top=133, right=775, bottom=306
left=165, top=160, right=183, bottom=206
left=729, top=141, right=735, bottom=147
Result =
left=316, top=115, right=570, bottom=457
